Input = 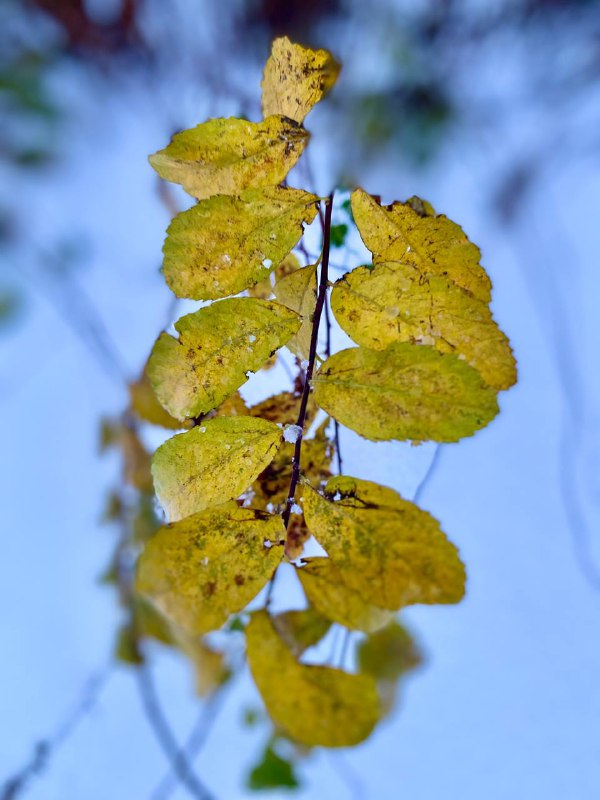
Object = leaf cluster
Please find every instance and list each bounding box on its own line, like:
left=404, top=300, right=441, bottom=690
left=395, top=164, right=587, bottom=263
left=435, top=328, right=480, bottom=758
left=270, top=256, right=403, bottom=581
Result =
left=101, top=36, right=516, bottom=783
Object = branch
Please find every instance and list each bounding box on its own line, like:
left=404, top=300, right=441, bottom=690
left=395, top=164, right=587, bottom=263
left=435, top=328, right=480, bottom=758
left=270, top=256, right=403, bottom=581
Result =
left=150, top=686, right=229, bottom=800
left=282, top=194, right=334, bottom=535
left=136, top=665, right=213, bottom=800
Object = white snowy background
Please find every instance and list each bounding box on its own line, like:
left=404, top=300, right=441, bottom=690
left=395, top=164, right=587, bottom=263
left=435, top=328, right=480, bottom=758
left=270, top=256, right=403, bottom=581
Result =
left=1, top=2, right=600, bottom=798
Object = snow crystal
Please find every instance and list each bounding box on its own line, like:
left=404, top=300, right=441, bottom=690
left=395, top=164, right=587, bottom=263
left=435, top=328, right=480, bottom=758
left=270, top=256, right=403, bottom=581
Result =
left=283, top=424, right=302, bottom=444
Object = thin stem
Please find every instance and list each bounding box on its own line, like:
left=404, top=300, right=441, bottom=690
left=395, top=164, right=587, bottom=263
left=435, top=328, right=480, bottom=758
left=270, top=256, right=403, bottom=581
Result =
left=282, top=194, right=334, bottom=534
left=137, top=666, right=213, bottom=800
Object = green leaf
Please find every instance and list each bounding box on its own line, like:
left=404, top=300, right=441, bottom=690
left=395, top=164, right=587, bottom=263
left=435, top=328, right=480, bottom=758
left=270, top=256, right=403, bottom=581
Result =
left=152, top=417, right=282, bottom=521
left=302, top=476, right=466, bottom=610
left=149, top=116, right=309, bottom=200
left=261, top=36, right=340, bottom=123
left=162, top=187, right=319, bottom=300
left=246, top=611, right=380, bottom=747
left=147, top=299, right=301, bottom=421
left=272, top=607, right=331, bottom=656
left=247, top=745, right=300, bottom=791
left=136, top=504, right=284, bottom=635
left=329, top=223, right=349, bottom=248
left=331, top=262, right=516, bottom=391
left=312, top=343, right=498, bottom=442
left=351, top=188, right=492, bottom=303
left=272, top=263, right=318, bottom=360
left=297, top=558, right=394, bottom=632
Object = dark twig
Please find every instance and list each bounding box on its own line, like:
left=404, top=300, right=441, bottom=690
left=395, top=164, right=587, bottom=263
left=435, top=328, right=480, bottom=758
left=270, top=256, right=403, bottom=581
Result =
left=412, top=445, right=442, bottom=505
left=150, top=686, right=230, bottom=800
left=136, top=665, right=213, bottom=800
left=282, top=195, right=334, bottom=534
left=1, top=668, right=112, bottom=800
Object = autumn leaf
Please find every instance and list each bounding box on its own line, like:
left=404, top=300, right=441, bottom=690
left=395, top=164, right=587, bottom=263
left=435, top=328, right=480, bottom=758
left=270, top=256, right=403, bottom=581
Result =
left=302, top=476, right=466, bottom=610
left=152, top=416, right=282, bottom=521
left=297, top=558, right=394, bottom=632
left=351, top=188, right=492, bottom=303
left=262, top=37, right=340, bottom=123
left=272, top=607, right=331, bottom=657
left=149, top=116, right=309, bottom=200
left=273, top=263, right=318, bottom=360
left=136, top=504, right=284, bottom=635
left=246, top=611, right=380, bottom=747
left=147, top=299, right=301, bottom=421
left=331, top=262, right=516, bottom=390
left=312, top=343, right=499, bottom=442
left=162, top=187, right=319, bottom=300
left=128, top=365, right=182, bottom=429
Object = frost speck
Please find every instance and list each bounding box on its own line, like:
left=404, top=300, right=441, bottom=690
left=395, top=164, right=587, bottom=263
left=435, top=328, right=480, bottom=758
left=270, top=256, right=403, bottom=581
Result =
left=262, top=258, right=273, bottom=269
left=300, top=360, right=309, bottom=371
left=290, top=503, right=302, bottom=515
left=199, top=426, right=206, bottom=433
left=283, top=424, right=302, bottom=443
left=248, top=334, right=257, bottom=343
left=222, top=253, right=231, bottom=264
left=200, top=556, right=210, bottom=566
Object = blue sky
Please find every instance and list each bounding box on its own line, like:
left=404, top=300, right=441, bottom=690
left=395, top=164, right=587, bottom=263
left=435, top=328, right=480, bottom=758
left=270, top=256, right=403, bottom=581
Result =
left=1, top=4, right=600, bottom=798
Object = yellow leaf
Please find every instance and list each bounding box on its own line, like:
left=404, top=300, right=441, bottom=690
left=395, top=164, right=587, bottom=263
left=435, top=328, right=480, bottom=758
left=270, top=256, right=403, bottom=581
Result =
left=272, top=608, right=331, bottom=657
left=249, top=389, right=318, bottom=428
left=120, top=426, right=153, bottom=492
left=183, top=639, right=230, bottom=697
left=273, top=263, right=318, bottom=360
left=331, top=263, right=516, bottom=390
left=129, top=365, right=184, bottom=430
left=312, top=343, right=498, bottom=442
left=133, top=594, right=176, bottom=645
left=351, top=189, right=492, bottom=303
left=261, top=37, right=340, bottom=123
left=302, top=476, right=466, bottom=610
left=136, top=504, right=284, bottom=635
left=163, top=187, right=319, bottom=300
left=152, top=416, right=282, bottom=521
left=147, top=299, right=301, bottom=421
left=149, top=116, right=309, bottom=200
left=246, top=252, right=302, bottom=299
left=358, top=620, right=422, bottom=683
left=358, top=620, right=423, bottom=718
left=249, top=430, right=333, bottom=511
left=297, top=558, right=394, bottom=633
left=246, top=610, right=380, bottom=747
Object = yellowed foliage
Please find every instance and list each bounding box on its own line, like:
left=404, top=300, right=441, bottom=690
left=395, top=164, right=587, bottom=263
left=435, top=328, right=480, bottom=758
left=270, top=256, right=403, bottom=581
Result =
left=152, top=416, right=282, bottom=521
left=301, top=476, right=466, bottom=610
left=249, top=424, right=333, bottom=514
left=149, top=116, right=309, bottom=201
left=273, top=263, right=318, bottom=360
left=312, top=343, right=498, bottom=442
left=298, top=558, right=394, bottom=632
left=246, top=611, right=380, bottom=747
left=129, top=367, right=182, bottom=429
left=272, top=608, right=331, bottom=657
left=331, top=262, right=516, bottom=390
left=163, top=187, right=318, bottom=300
left=121, top=426, right=153, bottom=492
left=147, top=299, right=300, bottom=421
left=351, top=188, right=492, bottom=303
left=358, top=620, right=423, bottom=717
left=180, top=639, right=230, bottom=697
left=136, top=504, right=284, bottom=635
left=262, top=37, right=340, bottom=123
